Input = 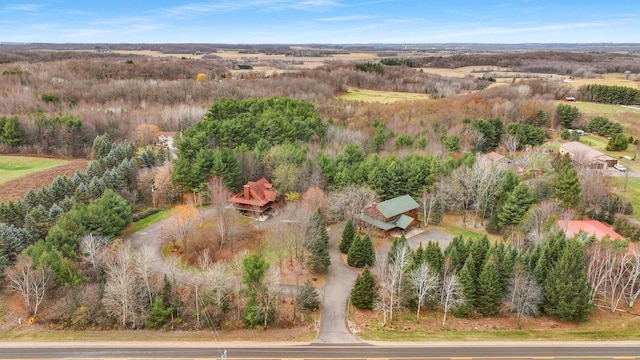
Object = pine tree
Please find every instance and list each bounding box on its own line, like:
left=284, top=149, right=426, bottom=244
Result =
left=347, top=235, right=375, bottom=268
left=339, top=219, right=355, bottom=254
left=476, top=255, right=503, bottom=316
left=470, top=236, right=490, bottom=275
left=423, top=241, right=444, bottom=275
left=296, top=279, right=320, bottom=312
left=145, top=296, right=175, bottom=329
left=457, top=254, right=477, bottom=315
left=552, top=162, right=581, bottom=209
left=534, top=231, right=566, bottom=286
left=444, top=235, right=470, bottom=272
left=498, top=182, right=535, bottom=230
left=305, top=209, right=331, bottom=273
left=351, top=267, right=378, bottom=309
left=387, top=235, right=410, bottom=265
left=544, top=238, right=592, bottom=322
left=306, top=236, right=331, bottom=273
left=1, top=116, right=24, bottom=147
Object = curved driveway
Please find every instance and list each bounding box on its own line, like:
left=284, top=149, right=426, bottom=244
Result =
left=313, top=222, right=362, bottom=344
left=126, top=208, right=454, bottom=345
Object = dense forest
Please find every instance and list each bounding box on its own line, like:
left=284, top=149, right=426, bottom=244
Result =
left=0, top=47, right=640, bottom=332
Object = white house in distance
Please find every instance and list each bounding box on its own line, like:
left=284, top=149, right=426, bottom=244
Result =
left=559, top=141, right=618, bottom=169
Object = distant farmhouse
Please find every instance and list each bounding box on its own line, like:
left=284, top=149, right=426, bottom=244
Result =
left=358, top=195, right=420, bottom=234
left=559, top=141, right=618, bottom=169
left=228, top=178, right=278, bottom=216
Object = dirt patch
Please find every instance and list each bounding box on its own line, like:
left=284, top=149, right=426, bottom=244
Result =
left=0, top=159, right=88, bottom=202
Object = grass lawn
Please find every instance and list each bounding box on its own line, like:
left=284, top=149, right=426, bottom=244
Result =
left=578, top=135, right=637, bottom=166
left=338, top=87, right=431, bottom=103
left=554, top=100, right=640, bottom=128
left=610, top=176, right=640, bottom=221
left=0, top=156, right=69, bottom=185
left=433, top=214, right=502, bottom=243
left=126, top=209, right=172, bottom=234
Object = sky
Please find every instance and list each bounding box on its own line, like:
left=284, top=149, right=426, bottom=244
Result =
left=0, top=0, right=638, bottom=44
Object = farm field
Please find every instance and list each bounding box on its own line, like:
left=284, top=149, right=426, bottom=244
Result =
left=0, top=156, right=69, bottom=184
left=338, top=87, right=432, bottom=103
left=569, top=73, right=640, bottom=88
left=0, top=156, right=88, bottom=202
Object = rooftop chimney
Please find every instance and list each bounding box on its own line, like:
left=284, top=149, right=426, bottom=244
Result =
left=243, top=184, right=250, bottom=200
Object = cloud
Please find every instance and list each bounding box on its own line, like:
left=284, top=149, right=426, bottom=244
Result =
left=316, top=14, right=376, bottom=22
left=4, top=3, right=46, bottom=12
left=158, top=0, right=340, bottom=19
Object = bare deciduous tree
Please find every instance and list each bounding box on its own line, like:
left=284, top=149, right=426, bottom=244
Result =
left=161, top=203, right=198, bottom=252
left=375, top=243, right=411, bottom=325
left=521, top=200, right=560, bottom=247
left=135, top=245, right=157, bottom=307
left=439, top=261, right=464, bottom=327
left=406, top=262, right=440, bottom=321
left=208, top=176, right=236, bottom=250
left=623, top=247, right=640, bottom=308
left=326, top=185, right=377, bottom=223
left=6, top=255, right=52, bottom=317
left=505, top=264, right=542, bottom=328
left=102, top=245, right=143, bottom=328
left=502, top=133, right=519, bottom=160
left=79, top=234, right=109, bottom=274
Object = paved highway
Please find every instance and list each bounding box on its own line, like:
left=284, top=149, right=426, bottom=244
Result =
left=2, top=343, right=640, bottom=359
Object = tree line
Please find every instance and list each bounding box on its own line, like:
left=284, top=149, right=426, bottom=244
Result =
left=347, top=232, right=615, bottom=327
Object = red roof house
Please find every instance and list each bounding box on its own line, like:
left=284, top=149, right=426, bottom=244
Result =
left=228, top=178, right=278, bottom=215
left=557, top=219, right=625, bottom=241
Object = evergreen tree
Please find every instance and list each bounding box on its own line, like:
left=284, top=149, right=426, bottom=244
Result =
left=411, top=242, right=425, bottom=269
left=1, top=116, right=24, bottom=146
left=457, top=254, right=478, bottom=314
left=476, top=255, right=503, bottom=316
left=498, top=182, right=536, bottom=231
left=347, top=235, right=375, bottom=268
left=556, top=103, right=580, bottom=128
left=544, top=238, right=592, bottom=322
left=145, top=296, right=175, bottom=329
left=351, top=267, right=378, bottom=309
left=306, top=237, right=331, bottom=273
left=305, top=209, right=331, bottom=273
left=470, top=236, right=490, bottom=275
left=339, top=219, right=356, bottom=254
left=387, top=235, right=410, bottom=265
left=534, top=231, right=566, bottom=286
left=444, top=235, right=470, bottom=272
left=423, top=241, right=444, bottom=275
left=296, top=280, right=320, bottom=312
left=552, top=162, right=581, bottom=209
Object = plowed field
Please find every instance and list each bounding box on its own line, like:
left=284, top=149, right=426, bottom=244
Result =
left=0, top=158, right=89, bottom=202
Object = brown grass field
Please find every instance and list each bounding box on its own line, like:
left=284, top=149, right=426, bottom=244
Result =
left=0, top=158, right=88, bottom=202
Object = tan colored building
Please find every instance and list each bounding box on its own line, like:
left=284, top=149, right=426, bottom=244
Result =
left=559, top=141, right=617, bottom=169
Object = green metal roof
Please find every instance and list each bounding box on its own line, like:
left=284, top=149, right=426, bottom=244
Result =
left=357, top=213, right=416, bottom=231
left=358, top=214, right=396, bottom=230
left=376, top=195, right=419, bottom=218
left=393, top=214, right=414, bottom=230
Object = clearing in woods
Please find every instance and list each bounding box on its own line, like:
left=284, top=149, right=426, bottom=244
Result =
left=338, top=87, right=432, bottom=103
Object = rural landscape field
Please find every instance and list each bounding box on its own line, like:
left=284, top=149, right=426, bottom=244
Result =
left=1, top=42, right=640, bottom=346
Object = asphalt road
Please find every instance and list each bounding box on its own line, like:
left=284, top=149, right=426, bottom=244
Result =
left=2, top=343, right=640, bottom=359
